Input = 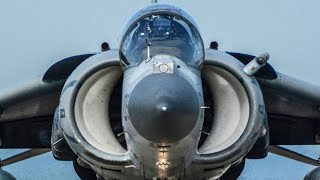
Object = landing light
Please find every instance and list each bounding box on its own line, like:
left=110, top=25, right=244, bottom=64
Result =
left=156, top=159, right=171, bottom=169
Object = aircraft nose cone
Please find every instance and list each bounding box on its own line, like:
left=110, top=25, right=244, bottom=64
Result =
left=128, top=74, right=200, bottom=143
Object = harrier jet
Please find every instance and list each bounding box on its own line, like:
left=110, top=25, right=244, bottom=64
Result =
left=1, top=3, right=320, bottom=180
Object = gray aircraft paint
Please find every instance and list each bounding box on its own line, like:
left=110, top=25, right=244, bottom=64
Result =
left=1, top=1, right=320, bottom=180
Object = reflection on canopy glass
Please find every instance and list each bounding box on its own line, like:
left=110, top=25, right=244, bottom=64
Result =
left=120, top=14, right=204, bottom=67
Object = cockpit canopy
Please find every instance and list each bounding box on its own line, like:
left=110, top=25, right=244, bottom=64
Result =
left=120, top=14, right=204, bottom=68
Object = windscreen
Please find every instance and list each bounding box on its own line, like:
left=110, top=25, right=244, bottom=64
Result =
left=120, top=15, right=204, bottom=67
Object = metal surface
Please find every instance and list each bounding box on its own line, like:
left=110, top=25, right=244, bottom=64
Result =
left=2, top=2, right=320, bottom=180
left=305, top=166, right=320, bottom=180
left=200, top=66, right=250, bottom=153
left=0, top=80, right=63, bottom=122
left=122, top=54, right=204, bottom=179
left=74, top=66, right=125, bottom=154
left=43, top=54, right=95, bottom=82
left=59, top=50, right=135, bottom=179
left=259, top=72, right=320, bottom=105
left=153, top=61, right=174, bottom=74
left=188, top=49, right=266, bottom=179
left=128, top=73, right=200, bottom=143
left=243, top=53, right=269, bottom=76
left=152, top=55, right=175, bottom=74
left=51, top=108, right=76, bottom=160
left=226, top=52, right=277, bottom=80
left=0, top=169, right=16, bottom=180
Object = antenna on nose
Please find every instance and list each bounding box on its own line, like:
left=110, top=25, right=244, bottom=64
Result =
left=151, top=0, right=158, bottom=3
left=146, top=39, right=152, bottom=62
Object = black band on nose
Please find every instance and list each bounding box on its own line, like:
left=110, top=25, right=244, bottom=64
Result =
left=128, top=74, right=200, bottom=143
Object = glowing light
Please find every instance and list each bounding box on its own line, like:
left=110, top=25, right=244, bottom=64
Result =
left=156, top=160, right=171, bottom=169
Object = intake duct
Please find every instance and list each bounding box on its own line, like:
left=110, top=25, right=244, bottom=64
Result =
left=57, top=51, right=132, bottom=179
left=199, top=65, right=250, bottom=153
left=189, top=49, right=267, bottom=179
